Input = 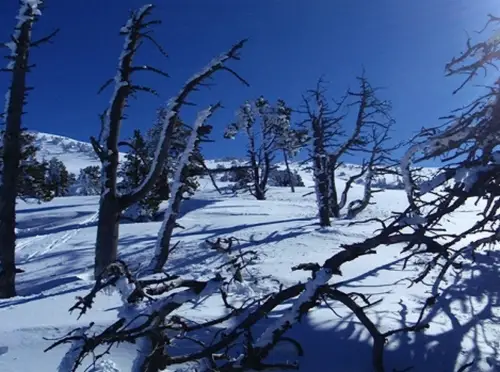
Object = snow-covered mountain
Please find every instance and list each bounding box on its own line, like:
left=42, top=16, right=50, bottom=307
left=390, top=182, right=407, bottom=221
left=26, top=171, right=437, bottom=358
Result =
left=32, top=132, right=101, bottom=175
left=30, top=131, right=436, bottom=190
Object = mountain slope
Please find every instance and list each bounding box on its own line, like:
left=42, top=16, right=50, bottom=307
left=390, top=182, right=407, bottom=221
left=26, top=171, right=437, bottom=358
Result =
left=31, top=131, right=437, bottom=190
left=32, top=132, right=101, bottom=175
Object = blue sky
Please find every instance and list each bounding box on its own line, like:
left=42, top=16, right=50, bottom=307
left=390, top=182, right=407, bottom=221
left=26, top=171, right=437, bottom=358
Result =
left=0, top=0, right=497, bottom=161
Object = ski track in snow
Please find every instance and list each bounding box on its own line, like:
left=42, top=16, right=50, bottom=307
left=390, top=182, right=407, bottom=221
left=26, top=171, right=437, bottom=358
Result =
left=18, top=211, right=99, bottom=262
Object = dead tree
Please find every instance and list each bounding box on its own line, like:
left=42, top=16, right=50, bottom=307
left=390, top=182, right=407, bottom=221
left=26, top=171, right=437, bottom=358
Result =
left=0, top=0, right=57, bottom=298
left=346, top=120, right=397, bottom=219
left=225, top=97, right=293, bottom=200
left=91, top=4, right=248, bottom=277
left=149, top=106, right=221, bottom=273
left=299, top=79, right=346, bottom=226
left=300, top=75, right=394, bottom=225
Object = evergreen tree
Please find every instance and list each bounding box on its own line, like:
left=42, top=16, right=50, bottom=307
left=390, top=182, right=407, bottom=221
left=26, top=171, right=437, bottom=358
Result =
left=224, top=97, right=296, bottom=199
left=119, top=130, right=162, bottom=221
left=0, top=130, right=52, bottom=201
left=45, top=157, right=71, bottom=197
left=74, top=166, right=101, bottom=196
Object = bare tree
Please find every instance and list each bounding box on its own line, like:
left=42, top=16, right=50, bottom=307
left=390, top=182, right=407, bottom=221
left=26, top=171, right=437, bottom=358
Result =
left=299, top=75, right=394, bottom=226
left=0, top=0, right=57, bottom=298
left=225, top=97, right=294, bottom=200
left=91, top=4, right=248, bottom=277
left=149, top=105, right=221, bottom=273
left=345, top=119, right=397, bottom=219
left=299, top=80, right=343, bottom=226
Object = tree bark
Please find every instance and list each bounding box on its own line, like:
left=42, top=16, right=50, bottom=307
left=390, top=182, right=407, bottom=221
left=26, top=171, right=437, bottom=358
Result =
left=94, top=194, right=121, bottom=277
left=0, top=7, right=34, bottom=298
left=152, top=186, right=183, bottom=272
left=328, top=164, right=340, bottom=218
left=314, top=155, right=330, bottom=227
left=283, top=150, right=295, bottom=193
left=311, top=114, right=330, bottom=227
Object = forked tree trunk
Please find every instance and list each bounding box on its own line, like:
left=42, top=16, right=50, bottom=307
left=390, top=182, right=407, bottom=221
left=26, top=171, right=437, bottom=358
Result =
left=92, top=8, right=246, bottom=276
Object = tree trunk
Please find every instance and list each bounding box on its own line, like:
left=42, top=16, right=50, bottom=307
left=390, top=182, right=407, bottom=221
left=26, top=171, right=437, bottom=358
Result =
left=328, top=165, right=340, bottom=218
left=152, top=185, right=184, bottom=272
left=0, top=9, right=34, bottom=298
left=311, top=115, right=330, bottom=227
left=250, top=151, right=266, bottom=201
left=283, top=150, right=295, bottom=193
left=258, top=152, right=272, bottom=199
left=314, top=155, right=330, bottom=227
left=94, top=193, right=120, bottom=277
left=0, top=190, right=18, bottom=298
left=346, top=170, right=373, bottom=219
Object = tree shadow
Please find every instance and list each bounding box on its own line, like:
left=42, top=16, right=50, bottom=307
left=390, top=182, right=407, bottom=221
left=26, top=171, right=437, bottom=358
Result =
left=163, top=229, right=310, bottom=278
left=382, top=250, right=500, bottom=371
left=167, top=250, right=500, bottom=372
left=16, top=211, right=97, bottom=238
left=0, top=280, right=92, bottom=309
left=174, top=217, right=314, bottom=240
left=178, top=198, right=221, bottom=218
left=17, top=203, right=86, bottom=215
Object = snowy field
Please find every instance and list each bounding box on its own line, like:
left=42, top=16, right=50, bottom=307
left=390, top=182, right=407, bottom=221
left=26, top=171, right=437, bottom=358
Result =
left=0, top=161, right=498, bottom=372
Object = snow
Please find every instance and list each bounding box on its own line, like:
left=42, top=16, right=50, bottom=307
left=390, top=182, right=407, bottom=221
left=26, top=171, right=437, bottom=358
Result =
left=26, top=131, right=124, bottom=175
left=0, top=132, right=498, bottom=371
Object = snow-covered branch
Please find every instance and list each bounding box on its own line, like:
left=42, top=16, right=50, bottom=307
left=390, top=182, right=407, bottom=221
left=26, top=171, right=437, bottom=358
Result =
left=120, top=39, right=248, bottom=208
left=149, top=105, right=219, bottom=273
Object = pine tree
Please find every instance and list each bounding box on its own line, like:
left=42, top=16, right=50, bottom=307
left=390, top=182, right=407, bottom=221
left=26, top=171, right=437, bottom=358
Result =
left=0, top=130, right=52, bottom=202
left=119, top=130, right=162, bottom=221
left=46, top=157, right=71, bottom=197
left=74, top=166, right=101, bottom=196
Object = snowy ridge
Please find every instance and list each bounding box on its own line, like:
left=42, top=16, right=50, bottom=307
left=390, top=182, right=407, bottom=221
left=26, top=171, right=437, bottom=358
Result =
left=30, top=131, right=127, bottom=175
left=31, top=132, right=100, bottom=174
left=29, top=131, right=436, bottom=190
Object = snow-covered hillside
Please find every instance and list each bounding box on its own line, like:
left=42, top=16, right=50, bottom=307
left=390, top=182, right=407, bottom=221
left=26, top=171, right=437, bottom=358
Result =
left=32, top=132, right=101, bottom=175
left=31, top=132, right=435, bottom=189
left=1, top=132, right=494, bottom=371
left=1, top=185, right=498, bottom=371
left=0, top=136, right=497, bottom=371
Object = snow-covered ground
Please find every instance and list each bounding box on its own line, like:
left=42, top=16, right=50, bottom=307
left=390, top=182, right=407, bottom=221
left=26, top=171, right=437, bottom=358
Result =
left=0, top=161, right=498, bottom=371
left=0, top=132, right=494, bottom=371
